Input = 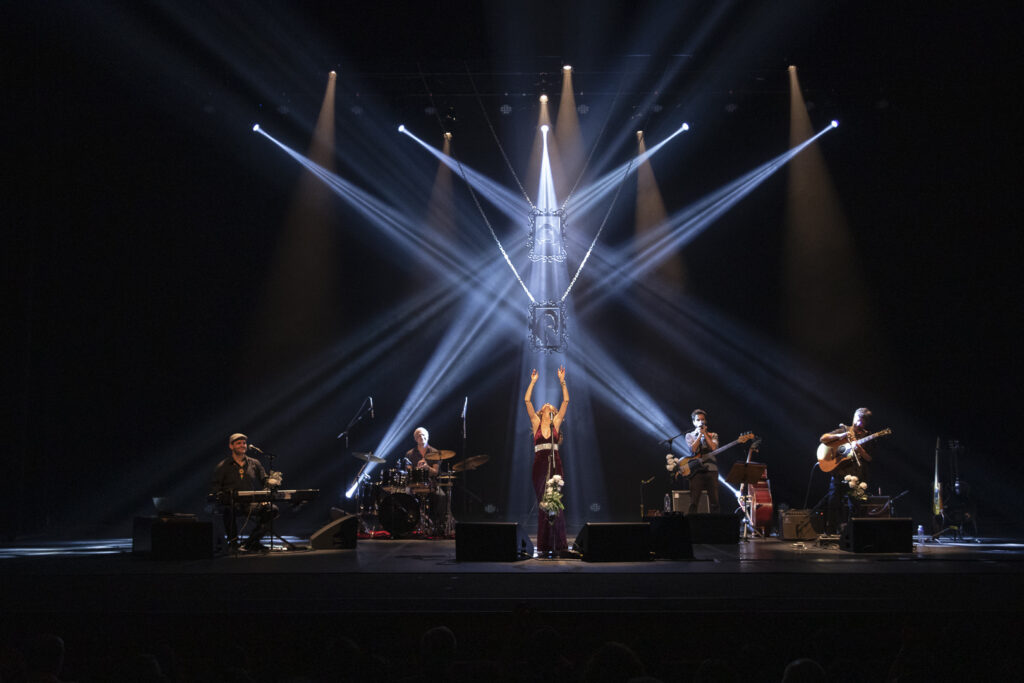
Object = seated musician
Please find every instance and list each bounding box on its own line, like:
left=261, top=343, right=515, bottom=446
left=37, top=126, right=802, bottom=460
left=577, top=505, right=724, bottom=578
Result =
left=407, top=427, right=439, bottom=477
left=210, top=433, right=279, bottom=553
left=818, top=407, right=873, bottom=534
left=682, top=409, right=721, bottom=513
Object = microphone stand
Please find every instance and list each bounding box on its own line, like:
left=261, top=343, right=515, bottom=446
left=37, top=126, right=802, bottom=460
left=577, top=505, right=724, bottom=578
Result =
left=262, top=451, right=297, bottom=552
left=459, top=397, right=468, bottom=523
left=337, top=398, right=372, bottom=448
left=639, top=476, right=655, bottom=519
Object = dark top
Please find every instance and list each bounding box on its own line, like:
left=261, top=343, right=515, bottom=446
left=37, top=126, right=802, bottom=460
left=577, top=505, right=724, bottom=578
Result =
left=822, top=425, right=873, bottom=479
left=210, top=455, right=268, bottom=499
left=684, top=428, right=720, bottom=474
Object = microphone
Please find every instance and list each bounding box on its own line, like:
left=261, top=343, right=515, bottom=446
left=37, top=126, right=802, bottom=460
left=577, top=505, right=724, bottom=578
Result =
left=248, top=444, right=263, bottom=454
left=369, top=396, right=374, bottom=419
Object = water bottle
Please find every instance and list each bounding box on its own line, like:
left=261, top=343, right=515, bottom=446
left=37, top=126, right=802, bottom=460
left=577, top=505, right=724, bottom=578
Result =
left=664, top=493, right=671, bottom=513
left=916, top=524, right=925, bottom=545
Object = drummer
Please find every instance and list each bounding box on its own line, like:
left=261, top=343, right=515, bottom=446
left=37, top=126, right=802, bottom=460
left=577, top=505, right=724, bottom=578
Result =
left=407, top=427, right=440, bottom=478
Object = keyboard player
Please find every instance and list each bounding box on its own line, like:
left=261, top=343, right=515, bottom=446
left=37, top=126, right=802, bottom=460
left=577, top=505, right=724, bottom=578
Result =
left=210, top=433, right=279, bottom=553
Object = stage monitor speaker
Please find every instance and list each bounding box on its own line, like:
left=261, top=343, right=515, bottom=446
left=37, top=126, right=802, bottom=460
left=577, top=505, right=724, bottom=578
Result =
left=649, top=515, right=694, bottom=559
left=310, top=514, right=358, bottom=549
left=687, top=513, right=739, bottom=544
left=133, top=516, right=213, bottom=560
left=780, top=509, right=819, bottom=540
left=671, top=490, right=710, bottom=514
left=573, top=522, right=652, bottom=562
left=841, top=517, right=913, bottom=553
left=455, top=522, right=533, bottom=561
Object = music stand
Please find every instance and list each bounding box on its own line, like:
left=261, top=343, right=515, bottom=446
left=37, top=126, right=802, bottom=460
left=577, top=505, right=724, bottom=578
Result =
left=726, top=461, right=767, bottom=539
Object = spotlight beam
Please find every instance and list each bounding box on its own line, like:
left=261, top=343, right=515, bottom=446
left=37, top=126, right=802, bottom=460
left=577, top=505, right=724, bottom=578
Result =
left=581, top=123, right=838, bottom=303
left=568, top=124, right=689, bottom=216
left=400, top=125, right=530, bottom=223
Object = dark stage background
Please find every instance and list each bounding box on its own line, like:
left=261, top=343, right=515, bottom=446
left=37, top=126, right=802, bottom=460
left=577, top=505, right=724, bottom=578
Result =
left=5, top=1, right=1019, bottom=539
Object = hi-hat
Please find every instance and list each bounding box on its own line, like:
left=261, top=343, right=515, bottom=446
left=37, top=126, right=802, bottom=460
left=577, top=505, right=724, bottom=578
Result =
left=425, top=449, right=456, bottom=461
left=452, top=454, right=490, bottom=472
left=352, top=451, right=385, bottom=463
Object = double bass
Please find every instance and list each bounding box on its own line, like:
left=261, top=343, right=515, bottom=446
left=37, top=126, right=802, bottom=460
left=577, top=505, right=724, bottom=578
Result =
left=743, top=438, right=773, bottom=533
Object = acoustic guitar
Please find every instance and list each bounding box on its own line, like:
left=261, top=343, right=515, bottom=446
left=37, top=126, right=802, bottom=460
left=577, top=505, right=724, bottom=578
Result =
left=816, top=428, right=892, bottom=473
left=675, top=432, right=756, bottom=477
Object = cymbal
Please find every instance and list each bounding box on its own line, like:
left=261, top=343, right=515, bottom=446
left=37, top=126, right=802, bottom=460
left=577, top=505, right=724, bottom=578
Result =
left=452, top=454, right=489, bottom=472
left=352, top=451, right=385, bottom=464
left=425, top=449, right=456, bottom=461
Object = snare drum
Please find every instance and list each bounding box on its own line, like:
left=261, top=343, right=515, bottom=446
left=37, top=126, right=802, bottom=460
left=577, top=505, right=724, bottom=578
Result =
left=409, top=468, right=434, bottom=493
left=380, top=468, right=409, bottom=494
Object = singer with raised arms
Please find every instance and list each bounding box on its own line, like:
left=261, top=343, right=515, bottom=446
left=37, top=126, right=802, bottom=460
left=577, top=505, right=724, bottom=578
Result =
left=525, top=366, right=570, bottom=555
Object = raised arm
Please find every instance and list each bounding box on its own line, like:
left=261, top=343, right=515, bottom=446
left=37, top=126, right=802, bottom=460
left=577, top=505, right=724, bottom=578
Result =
left=820, top=425, right=850, bottom=444
left=553, top=365, right=569, bottom=429
left=524, top=369, right=539, bottom=427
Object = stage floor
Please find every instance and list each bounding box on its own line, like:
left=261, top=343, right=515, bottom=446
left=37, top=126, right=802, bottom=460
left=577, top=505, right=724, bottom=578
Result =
left=3, top=533, right=1022, bottom=617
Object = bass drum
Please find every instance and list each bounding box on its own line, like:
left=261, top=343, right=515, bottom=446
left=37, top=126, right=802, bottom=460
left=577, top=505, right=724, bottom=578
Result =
left=379, top=493, right=420, bottom=537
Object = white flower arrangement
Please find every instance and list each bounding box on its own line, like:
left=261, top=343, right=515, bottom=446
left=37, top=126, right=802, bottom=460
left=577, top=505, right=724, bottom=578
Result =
left=539, top=475, right=565, bottom=520
left=266, top=470, right=283, bottom=488
left=665, top=453, right=679, bottom=472
left=842, top=474, right=869, bottom=501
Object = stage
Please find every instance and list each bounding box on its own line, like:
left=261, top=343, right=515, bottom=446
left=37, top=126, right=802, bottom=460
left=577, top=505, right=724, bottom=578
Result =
left=4, top=532, right=1022, bottom=616
left=3, top=531, right=1022, bottom=681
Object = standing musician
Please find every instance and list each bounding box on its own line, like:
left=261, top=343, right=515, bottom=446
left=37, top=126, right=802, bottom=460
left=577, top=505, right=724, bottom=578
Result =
left=210, top=433, right=279, bottom=552
left=525, top=366, right=570, bottom=555
left=818, top=407, right=874, bottom=534
left=683, top=409, right=721, bottom=513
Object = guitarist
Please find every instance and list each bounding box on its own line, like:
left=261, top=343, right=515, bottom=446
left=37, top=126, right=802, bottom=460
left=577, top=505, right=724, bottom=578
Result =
left=818, top=407, right=874, bottom=534
left=683, top=409, right=721, bottom=513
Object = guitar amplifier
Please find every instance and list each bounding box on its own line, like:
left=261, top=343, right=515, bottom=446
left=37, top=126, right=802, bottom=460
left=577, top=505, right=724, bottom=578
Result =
left=780, top=509, right=819, bottom=540
left=861, top=496, right=893, bottom=517
left=671, top=490, right=710, bottom=514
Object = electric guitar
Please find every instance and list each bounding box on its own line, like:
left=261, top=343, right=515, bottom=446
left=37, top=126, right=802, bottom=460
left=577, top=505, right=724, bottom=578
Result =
left=674, top=432, right=756, bottom=477
left=816, top=428, right=892, bottom=473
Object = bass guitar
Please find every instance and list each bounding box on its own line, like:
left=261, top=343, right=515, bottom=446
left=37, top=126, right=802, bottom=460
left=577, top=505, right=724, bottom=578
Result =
left=674, top=432, right=756, bottom=477
left=816, top=428, right=892, bottom=473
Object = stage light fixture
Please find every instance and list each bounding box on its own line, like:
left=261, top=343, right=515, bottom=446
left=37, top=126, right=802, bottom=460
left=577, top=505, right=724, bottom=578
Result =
left=398, top=124, right=406, bottom=133
left=788, top=65, right=796, bottom=72
left=540, top=124, right=549, bottom=133
left=681, top=123, right=690, bottom=131
left=563, top=65, right=572, bottom=72
left=540, top=94, right=548, bottom=103
left=329, top=70, right=337, bottom=78
left=831, top=120, right=839, bottom=128
left=444, top=132, right=452, bottom=140
left=636, top=130, right=643, bottom=138
left=252, top=123, right=260, bottom=132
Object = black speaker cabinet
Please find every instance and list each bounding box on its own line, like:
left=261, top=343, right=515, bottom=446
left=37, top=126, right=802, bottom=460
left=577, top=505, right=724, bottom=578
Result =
left=573, top=522, right=652, bottom=562
left=310, top=514, right=359, bottom=549
left=780, top=509, right=819, bottom=540
left=133, top=516, right=213, bottom=560
left=649, top=515, right=694, bottom=559
left=455, top=522, right=533, bottom=561
left=841, top=517, right=913, bottom=553
left=670, top=490, right=710, bottom=514
left=687, top=513, right=739, bottom=544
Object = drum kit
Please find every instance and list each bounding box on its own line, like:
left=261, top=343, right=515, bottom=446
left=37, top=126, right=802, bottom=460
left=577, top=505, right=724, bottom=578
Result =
left=353, top=449, right=489, bottom=538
